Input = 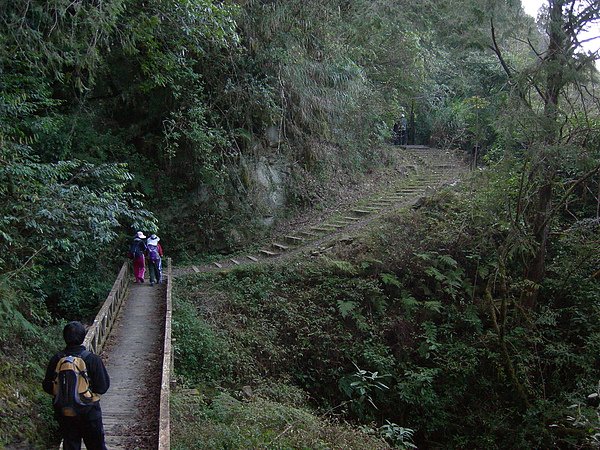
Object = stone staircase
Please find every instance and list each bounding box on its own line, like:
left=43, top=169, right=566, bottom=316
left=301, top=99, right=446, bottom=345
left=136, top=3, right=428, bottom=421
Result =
left=180, top=146, right=464, bottom=275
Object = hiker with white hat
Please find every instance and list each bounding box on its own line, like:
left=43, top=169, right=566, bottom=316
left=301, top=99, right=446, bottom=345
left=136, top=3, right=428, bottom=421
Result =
left=145, top=233, right=163, bottom=286
left=128, top=231, right=147, bottom=283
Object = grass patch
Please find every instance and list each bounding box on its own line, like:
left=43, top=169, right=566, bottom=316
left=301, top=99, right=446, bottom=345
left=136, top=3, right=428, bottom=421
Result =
left=171, top=390, right=389, bottom=449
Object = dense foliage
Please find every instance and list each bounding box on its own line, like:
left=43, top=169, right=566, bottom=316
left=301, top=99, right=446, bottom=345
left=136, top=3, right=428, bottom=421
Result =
left=169, top=0, right=600, bottom=448
left=1, top=0, right=599, bottom=446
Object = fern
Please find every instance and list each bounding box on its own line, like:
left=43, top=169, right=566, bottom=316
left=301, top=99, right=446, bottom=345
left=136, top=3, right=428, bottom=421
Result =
left=381, top=272, right=402, bottom=288
left=337, top=300, right=358, bottom=318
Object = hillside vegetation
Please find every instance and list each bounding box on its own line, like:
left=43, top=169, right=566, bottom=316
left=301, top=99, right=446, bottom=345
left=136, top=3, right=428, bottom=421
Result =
left=172, top=175, right=599, bottom=447
left=1, top=0, right=599, bottom=447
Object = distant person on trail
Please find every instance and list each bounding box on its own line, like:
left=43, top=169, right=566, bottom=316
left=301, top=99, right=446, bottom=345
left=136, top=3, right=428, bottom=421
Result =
left=42, top=321, right=110, bottom=450
left=393, top=114, right=408, bottom=145
left=399, top=113, right=408, bottom=145
left=129, top=231, right=147, bottom=283
left=393, top=121, right=400, bottom=144
left=145, top=233, right=163, bottom=286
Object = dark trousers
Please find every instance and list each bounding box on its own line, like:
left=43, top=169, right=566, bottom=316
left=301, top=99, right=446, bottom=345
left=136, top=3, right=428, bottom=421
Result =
left=400, top=130, right=408, bottom=145
left=58, top=415, right=107, bottom=450
left=148, top=258, right=162, bottom=283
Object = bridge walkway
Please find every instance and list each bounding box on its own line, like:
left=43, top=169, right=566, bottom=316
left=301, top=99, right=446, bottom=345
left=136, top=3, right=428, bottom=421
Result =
left=100, top=281, right=166, bottom=449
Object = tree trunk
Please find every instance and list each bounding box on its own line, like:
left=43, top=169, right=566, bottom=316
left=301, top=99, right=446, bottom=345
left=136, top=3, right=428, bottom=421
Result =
left=522, top=0, right=565, bottom=309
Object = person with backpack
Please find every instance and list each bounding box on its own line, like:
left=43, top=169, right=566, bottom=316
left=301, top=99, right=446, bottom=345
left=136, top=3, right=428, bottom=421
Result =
left=129, top=231, right=147, bottom=283
left=145, top=233, right=164, bottom=286
left=42, top=321, right=110, bottom=450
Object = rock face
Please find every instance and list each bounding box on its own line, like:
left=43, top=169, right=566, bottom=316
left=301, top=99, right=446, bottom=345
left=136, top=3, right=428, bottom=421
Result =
left=250, top=155, right=289, bottom=225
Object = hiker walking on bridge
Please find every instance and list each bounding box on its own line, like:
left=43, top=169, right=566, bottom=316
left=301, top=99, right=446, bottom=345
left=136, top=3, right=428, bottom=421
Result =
left=146, top=233, right=163, bottom=286
left=42, top=321, right=110, bottom=450
left=129, top=231, right=147, bottom=283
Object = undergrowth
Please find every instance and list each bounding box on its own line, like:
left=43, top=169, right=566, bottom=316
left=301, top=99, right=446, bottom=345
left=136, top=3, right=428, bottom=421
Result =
left=171, top=391, right=390, bottom=450
left=0, top=293, right=62, bottom=448
left=172, top=173, right=600, bottom=448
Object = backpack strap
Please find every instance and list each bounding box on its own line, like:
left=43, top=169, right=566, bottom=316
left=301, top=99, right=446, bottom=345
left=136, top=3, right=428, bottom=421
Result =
left=76, top=350, right=97, bottom=399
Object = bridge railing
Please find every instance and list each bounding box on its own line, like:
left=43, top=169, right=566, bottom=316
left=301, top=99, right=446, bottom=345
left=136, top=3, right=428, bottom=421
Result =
left=158, top=258, right=173, bottom=450
left=83, top=260, right=130, bottom=353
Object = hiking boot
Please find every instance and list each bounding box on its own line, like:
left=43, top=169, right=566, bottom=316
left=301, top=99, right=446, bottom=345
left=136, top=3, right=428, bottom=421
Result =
left=150, top=282, right=154, bottom=286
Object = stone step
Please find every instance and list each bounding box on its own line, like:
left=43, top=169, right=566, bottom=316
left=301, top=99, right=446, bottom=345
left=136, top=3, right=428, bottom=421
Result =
left=311, top=223, right=336, bottom=229
left=213, top=262, right=222, bottom=268
left=299, top=230, right=319, bottom=237
left=247, top=255, right=258, bottom=262
left=311, top=226, right=335, bottom=232
left=230, top=259, right=240, bottom=265
left=351, top=209, right=371, bottom=215
left=342, top=216, right=360, bottom=221
left=192, top=266, right=200, bottom=273
left=272, top=242, right=289, bottom=251
left=285, top=235, right=304, bottom=243
left=416, top=177, right=443, bottom=181
left=259, top=249, right=278, bottom=257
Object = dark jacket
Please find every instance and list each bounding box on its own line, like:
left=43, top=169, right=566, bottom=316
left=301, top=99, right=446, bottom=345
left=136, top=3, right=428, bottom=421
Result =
left=130, top=237, right=146, bottom=257
left=42, top=345, right=110, bottom=419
